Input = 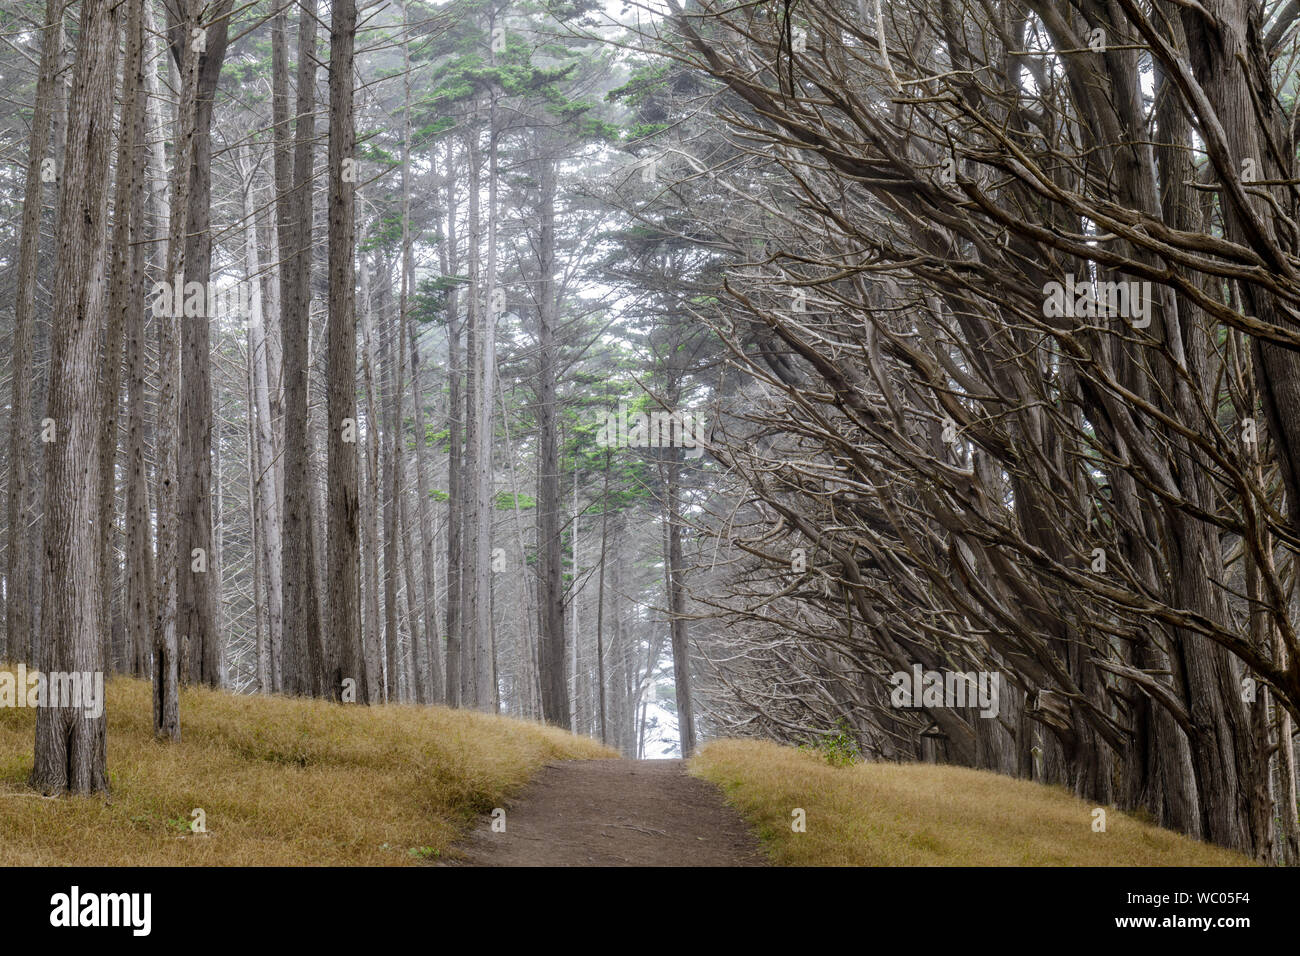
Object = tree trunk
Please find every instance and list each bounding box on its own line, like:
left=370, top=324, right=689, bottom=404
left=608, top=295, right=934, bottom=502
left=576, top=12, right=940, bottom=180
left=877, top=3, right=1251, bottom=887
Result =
left=377, top=256, right=402, bottom=702
left=326, top=0, right=362, bottom=703
left=408, top=311, right=442, bottom=704
left=280, top=0, right=323, bottom=696
left=30, top=0, right=118, bottom=794
left=461, top=126, right=482, bottom=708
left=98, top=0, right=143, bottom=675
left=535, top=148, right=568, bottom=727
left=595, top=446, right=610, bottom=745
left=123, top=0, right=153, bottom=681
left=570, top=463, right=579, bottom=731
left=443, top=146, right=463, bottom=707
left=664, top=450, right=696, bottom=757
left=359, top=254, right=384, bottom=704
left=401, top=19, right=443, bottom=702
left=7, top=0, right=65, bottom=668
left=476, top=67, right=500, bottom=713
left=240, top=145, right=283, bottom=694
left=398, top=454, right=425, bottom=703
left=153, top=0, right=202, bottom=743
left=173, top=0, right=234, bottom=689
left=394, top=247, right=425, bottom=705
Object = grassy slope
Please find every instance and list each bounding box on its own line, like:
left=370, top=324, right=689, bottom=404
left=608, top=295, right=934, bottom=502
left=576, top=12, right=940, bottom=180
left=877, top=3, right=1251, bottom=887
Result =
left=690, top=739, right=1251, bottom=866
left=0, top=675, right=615, bottom=865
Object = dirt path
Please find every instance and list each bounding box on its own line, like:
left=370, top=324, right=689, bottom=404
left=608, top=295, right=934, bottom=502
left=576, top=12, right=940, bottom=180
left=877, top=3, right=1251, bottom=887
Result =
left=448, top=759, right=768, bottom=867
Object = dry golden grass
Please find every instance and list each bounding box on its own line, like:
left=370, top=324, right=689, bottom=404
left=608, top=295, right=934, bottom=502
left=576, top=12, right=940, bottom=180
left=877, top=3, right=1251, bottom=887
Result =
left=0, top=672, right=615, bottom=865
left=690, top=738, right=1252, bottom=866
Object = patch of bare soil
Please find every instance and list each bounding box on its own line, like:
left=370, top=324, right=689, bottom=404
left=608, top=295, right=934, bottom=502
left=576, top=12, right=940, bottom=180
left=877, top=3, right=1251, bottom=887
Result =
left=447, top=759, right=768, bottom=867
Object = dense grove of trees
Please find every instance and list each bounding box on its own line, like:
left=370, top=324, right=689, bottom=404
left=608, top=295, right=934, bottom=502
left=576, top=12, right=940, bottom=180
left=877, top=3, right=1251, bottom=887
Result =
left=638, top=0, right=1300, bottom=863
left=1, top=0, right=1298, bottom=863
left=0, top=0, right=712, bottom=771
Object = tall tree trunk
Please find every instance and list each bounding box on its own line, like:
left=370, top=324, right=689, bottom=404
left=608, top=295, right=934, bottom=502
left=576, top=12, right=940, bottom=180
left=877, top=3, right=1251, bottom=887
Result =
left=30, top=0, right=118, bottom=794
left=153, top=0, right=203, bottom=742
left=498, top=374, right=540, bottom=717
left=261, top=210, right=286, bottom=692
left=240, top=146, right=282, bottom=694
left=123, top=0, right=153, bottom=681
left=310, top=301, right=331, bottom=689
left=98, top=0, right=143, bottom=675
left=378, top=257, right=402, bottom=701
left=1182, top=0, right=1300, bottom=854
left=476, top=63, right=500, bottom=712
left=280, top=0, right=323, bottom=696
left=1275, top=699, right=1300, bottom=864
left=570, top=463, right=579, bottom=731
left=172, top=0, right=234, bottom=689
left=7, top=0, right=65, bottom=668
left=595, top=446, right=610, bottom=745
left=247, top=384, right=266, bottom=691
left=401, top=13, right=442, bottom=702
left=326, top=0, right=362, bottom=703
left=398, top=455, right=425, bottom=703
left=443, top=147, right=463, bottom=707
left=461, top=126, right=482, bottom=708
left=664, top=449, right=696, bottom=757
left=394, top=243, right=425, bottom=705
left=27, top=6, right=70, bottom=655
left=535, top=147, right=567, bottom=727
left=212, top=422, right=224, bottom=677
left=359, top=255, right=384, bottom=704
left=408, top=314, right=442, bottom=704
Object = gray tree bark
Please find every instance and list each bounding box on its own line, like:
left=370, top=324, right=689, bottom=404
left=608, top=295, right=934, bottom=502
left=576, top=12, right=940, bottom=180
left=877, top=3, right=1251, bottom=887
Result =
left=279, top=0, right=323, bottom=696
left=98, top=0, right=143, bottom=675
left=6, top=0, right=65, bottom=668
left=31, top=0, right=118, bottom=794
left=359, top=253, right=384, bottom=704
left=240, top=146, right=282, bottom=694
left=170, top=0, right=234, bottom=689
left=123, top=0, right=153, bottom=682
left=443, top=146, right=464, bottom=707
left=326, top=0, right=363, bottom=703
left=535, top=148, right=568, bottom=727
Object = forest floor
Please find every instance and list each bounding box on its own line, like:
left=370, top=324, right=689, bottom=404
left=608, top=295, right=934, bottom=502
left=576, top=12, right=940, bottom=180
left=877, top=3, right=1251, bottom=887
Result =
left=691, top=739, right=1253, bottom=866
left=447, top=758, right=768, bottom=866
left=448, top=741, right=1255, bottom=867
left=0, top=673, right=1254, bottom=866
left=0, top=674, right=614, bottom=865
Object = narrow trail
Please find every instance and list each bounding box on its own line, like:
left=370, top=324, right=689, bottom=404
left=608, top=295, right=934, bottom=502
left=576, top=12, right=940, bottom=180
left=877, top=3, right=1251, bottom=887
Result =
left=448, top=759, right=768, bottom=867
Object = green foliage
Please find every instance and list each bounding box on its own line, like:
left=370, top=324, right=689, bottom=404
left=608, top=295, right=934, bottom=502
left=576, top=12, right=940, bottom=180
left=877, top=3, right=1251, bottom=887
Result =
left=608, top=62, right=671, bottom=111
left=495, top=491, right=537, bottom=510
left=361, top=211, right=406, bottom=254
left=798, top=720, right=861, bottom=768
left=623, top=122, right=669, bottom=143
left=412, top=275, right=469, bottom=322
left=414, top=115, right=457, bottom=146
